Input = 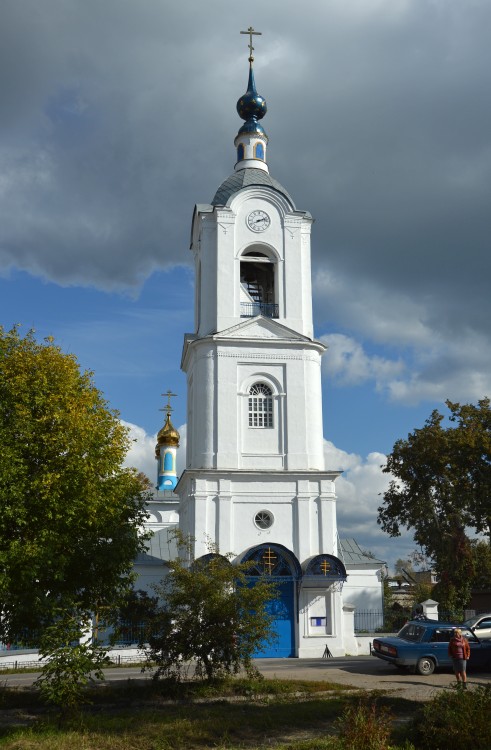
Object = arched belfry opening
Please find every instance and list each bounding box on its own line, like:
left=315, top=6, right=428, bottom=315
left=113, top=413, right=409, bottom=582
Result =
left=240, top=247, right=278, bottom=318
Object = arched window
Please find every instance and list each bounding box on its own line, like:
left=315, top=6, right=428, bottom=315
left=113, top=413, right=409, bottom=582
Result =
left=241, top=544, right=302, bottom=579
left=237, top=143, right=245, bottom=162
left=254, top=142, right=264, bottom=160
left=248, top=383, right=273, bottom=428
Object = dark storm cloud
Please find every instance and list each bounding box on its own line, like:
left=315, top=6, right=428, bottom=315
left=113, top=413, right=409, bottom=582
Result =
left=0, top=0, right=240, bottom=288
left=1, top=0, right=491, bottom=403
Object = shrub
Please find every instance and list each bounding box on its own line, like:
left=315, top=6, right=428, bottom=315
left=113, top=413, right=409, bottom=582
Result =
left=414, top=683, right=491, bottom=750
left=36, top=613, right=110, bottom=714
left=145, top=535, right=278, bottom=682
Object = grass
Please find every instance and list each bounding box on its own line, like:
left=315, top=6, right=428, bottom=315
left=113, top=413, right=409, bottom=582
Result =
left=0, top=677, right=422, bottom=750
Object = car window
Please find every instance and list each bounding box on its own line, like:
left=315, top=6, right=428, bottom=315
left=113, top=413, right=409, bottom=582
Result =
left=475, top=619, right=491, bottom=630
left=397, top=623, right=425, bottom=642
left=430, top=629, right=453, bottom=643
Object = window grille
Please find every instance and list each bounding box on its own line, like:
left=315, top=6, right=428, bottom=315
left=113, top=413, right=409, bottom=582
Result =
left=248, top=383, right=273, bottom=428
left=254, top=510, right=274, bottom=529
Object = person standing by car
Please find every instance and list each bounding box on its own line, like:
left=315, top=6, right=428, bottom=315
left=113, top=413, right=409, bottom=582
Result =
left=448, top=628, right=470, bottom=687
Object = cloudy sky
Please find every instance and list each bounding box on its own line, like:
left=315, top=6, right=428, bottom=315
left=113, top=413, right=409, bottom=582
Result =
left=2, top=0, right=490, bottom=570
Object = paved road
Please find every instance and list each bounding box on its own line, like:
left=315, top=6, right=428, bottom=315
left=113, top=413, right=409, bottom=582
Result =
left=4, top=657, right=491, bottom=702
left=2, top=666, right=150, bottom=688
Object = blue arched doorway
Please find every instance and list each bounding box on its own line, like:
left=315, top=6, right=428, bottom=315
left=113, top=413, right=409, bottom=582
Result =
left=241, top=544, right=301, bottom=658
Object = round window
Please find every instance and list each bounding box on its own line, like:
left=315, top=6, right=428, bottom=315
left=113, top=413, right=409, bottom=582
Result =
left=254, top=510, right=274, bottom=530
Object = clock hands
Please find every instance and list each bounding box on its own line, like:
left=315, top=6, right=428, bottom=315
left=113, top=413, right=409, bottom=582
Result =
left=247, top=210, right=270, bottom=231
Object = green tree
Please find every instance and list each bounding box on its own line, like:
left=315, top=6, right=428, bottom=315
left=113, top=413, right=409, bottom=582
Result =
left=145, top=537, right=277, bottom=681
left=470, top=540, right=491, bottom=590
left=0, top=326, right=150, bottom=644
left=378, top=399, right=491, bottom=611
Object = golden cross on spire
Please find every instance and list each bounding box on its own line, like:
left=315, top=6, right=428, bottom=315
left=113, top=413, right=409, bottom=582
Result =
left=160, top=390, right=177, bottom=416
left=240, top=26, right=262, bottom=63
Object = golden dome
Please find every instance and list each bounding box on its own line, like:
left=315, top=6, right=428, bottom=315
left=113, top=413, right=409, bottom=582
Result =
left=156, top=412, right=180, bottom=448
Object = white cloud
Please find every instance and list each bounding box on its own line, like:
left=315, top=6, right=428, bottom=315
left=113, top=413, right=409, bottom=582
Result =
left=324, top=440, right=415, bottom=569
left=321, top=333, right=404, bottom=388
left=122, top=421, right=156, bottom=483
left=322, top=328, right=491, bottom=407
left=385, top=330, right=491, bottom=405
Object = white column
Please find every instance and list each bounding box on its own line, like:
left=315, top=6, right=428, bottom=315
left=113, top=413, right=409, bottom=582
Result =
left=217, top=481, right=233, bottom=553
left=295, top=479, right=312, bottom=561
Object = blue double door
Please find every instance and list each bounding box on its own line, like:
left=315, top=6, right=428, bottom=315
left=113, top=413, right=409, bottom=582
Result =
left=254, top=580, right=295, bottom=658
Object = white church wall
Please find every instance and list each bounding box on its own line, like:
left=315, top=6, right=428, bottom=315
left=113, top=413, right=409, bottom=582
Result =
left=135, top=496, right=179, bottom=595
left=176, top=471, right=339, bottom=561
left=133, top=562, right=170, bottom=596
left=342, top=604, right=359, bottom=655
left=183, top=334, right=326, bottom=473
left=343, top=568, right=384, bottom=612
left=297, top=586, right=347, bottom=657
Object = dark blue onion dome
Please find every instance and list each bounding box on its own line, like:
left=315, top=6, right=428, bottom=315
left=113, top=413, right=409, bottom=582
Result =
left=236, top=65, right=267, bottom=136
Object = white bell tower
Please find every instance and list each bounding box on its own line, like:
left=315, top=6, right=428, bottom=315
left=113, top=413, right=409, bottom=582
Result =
left=176, top=30, right=351, bottom=657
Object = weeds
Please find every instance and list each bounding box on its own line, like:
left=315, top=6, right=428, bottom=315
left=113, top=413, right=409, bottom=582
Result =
left=336, top=698, right=392, bottom=750
left=1, top=678, right=489, bottom=749
left=413, top=683, right=491, bottom=750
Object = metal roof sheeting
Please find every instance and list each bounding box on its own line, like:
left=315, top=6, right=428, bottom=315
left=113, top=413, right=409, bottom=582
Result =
left=212, top=168, right=294, bottom=207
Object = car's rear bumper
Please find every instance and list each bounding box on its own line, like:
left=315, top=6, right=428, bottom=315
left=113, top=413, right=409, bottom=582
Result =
left=371, top=651, right=410, bottom=667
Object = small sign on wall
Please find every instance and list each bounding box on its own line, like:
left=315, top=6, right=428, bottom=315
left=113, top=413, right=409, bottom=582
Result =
left=310, top=616, right=326, bottom=627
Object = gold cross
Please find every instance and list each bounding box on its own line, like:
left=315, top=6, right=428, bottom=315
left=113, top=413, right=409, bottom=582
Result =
left=240, top=26, right=262, bottom=63
left=320, top=560, right=331, bottom=576
left=159, top=390, right=177, bottom=415
left=262, top=547, right=277, bottom=575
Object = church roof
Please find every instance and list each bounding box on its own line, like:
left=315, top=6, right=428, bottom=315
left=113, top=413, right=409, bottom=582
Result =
left=135, top=528, right=178, bottom=564
left=339, top=538, right=386, bottom=566
left=156, top=412, right=180, bottom=448
left=212, top=168, right=295, bottom=207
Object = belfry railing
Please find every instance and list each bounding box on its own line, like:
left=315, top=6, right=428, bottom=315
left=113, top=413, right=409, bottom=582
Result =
left=241, top=302, right=279, bottom=318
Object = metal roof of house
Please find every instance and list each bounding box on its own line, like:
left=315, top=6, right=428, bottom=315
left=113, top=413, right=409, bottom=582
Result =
left=135, top=533, right=385, bottom=568
left=339, top=538, right=386, bottom=566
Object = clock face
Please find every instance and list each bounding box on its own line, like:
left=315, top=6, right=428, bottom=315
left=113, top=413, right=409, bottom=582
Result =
left=247, top=210, right=270, bottom=232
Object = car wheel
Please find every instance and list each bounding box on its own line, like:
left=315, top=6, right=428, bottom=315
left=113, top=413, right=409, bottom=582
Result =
left=416, top=657, right=435, bottom=676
